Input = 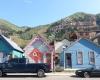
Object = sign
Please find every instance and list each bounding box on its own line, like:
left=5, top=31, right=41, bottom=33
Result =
left=29, top=48, right=42, bottom=63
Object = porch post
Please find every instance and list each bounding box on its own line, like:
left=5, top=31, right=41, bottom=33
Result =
left=50, top=41, right=55, bottom=72
left=51, top=49, right=55, bottom=71
left=64, top=51, right=66, bottom=70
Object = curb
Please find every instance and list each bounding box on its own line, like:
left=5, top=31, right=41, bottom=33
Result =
left=46, top=72, right=75, bottom=76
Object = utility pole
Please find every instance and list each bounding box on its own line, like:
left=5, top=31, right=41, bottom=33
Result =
left=49, top=41, right=55, bottom=72
left=51, top=49, right=54, bottom=71
left=48, top=34, right=55, bottom=72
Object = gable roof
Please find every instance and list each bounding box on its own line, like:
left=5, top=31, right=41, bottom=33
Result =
left=24, top=35, right=52, bottom=52
left=1, top=35, right=23, bottom=52
left=65, top=38, right=100, bottom=52
left=55, top=39, right=71, bottom=53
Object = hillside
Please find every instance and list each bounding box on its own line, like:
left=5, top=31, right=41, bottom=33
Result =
left=0, top=12, right=100, bottom=48
left=46, top=12, right=100, bottom=41
left=0, top=19, right=49, bottom=48
left=0, top=19, right=21, bottom=31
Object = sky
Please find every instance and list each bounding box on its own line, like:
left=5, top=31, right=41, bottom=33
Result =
left=0, top=0, right=100, bottom=27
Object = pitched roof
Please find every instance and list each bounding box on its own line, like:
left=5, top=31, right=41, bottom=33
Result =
left=1, top=35, right=23, bottom=52
left=65, top=38, right=100, bottom=52
left=24, top=35, right=52, bottom=52
left=55, top=39, right=71, bottom=53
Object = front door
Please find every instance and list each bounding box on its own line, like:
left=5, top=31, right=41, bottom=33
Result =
left=65, top=53, right=72, bottom=68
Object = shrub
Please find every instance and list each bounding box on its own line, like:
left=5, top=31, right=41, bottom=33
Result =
left=20, top=33, right=32, bottom=40
left=55, top=65, right=64, bottom=72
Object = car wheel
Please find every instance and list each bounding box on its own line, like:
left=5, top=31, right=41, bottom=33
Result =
left=84, top=72, right=90, bottom=78
left=37, top=69, right=45, bottom=78
left=0, top=70, right=3, bottom=77
left=3, top=73, right=7, bottom=77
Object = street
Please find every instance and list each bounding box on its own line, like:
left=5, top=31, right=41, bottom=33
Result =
left=0, top=74, right=100, bottom=80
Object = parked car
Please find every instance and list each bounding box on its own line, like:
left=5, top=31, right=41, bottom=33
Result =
left=0, top=58, right=50, bottom=77
left=75, top=67, right=100, bottom=78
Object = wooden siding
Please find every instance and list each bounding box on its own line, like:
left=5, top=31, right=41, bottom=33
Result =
left=61, top=39, right=100, bottom=69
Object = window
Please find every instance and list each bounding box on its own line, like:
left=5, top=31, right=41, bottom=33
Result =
left=85, top=32, right=89, bottom=35
left=18, top=58, right=26, bottom=63
left=89, top=51, right=95, bottom=65
left=77, top=51, right=83, bottom=64
left=80, top=32, right=83, bottom=36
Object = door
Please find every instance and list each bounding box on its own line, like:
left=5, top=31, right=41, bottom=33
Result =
left=4, top=60, right=26, bottom=73
left=4, top=62, right=16, bottom=73
left=14, top=63, right=26, bottom=73
left=65, top=53, right=72, bottom=68
left=91, top=69, right=100, bottom=76
left=25, top=64, right=37, bottom=73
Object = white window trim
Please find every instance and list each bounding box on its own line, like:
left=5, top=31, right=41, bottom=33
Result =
left=77, top=51, right=83, bottom=65
left=89, top=51, right=95, bottom=65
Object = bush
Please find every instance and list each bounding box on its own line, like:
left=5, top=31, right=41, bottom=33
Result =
left=55, top=65, right=64, bottom=72
left=20, top=33, right=32, bottom=40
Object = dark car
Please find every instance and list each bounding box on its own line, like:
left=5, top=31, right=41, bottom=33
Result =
left=0, top=58, right=50, bottom=77
left=75, top=67, right=100, bottom=78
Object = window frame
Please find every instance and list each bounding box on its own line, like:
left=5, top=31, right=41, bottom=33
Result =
left=77, top=51, right=83, bottom=65
left=89, top=51, right=95, bottom=65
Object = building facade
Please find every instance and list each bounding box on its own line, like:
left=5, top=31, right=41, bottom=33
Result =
left=0, top=35, right=23, bottom=63
left=60, top=38, right=100, bottom=69
left=24, top=35, right=52, bottom=63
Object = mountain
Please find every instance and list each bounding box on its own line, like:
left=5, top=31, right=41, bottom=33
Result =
left=0, top=12, right=100, bottom=48
left=0, top=19, right=21, bottom=31
left=96, top=13, right=100, bottom=26
left=46, top=12, right=100, bottom=41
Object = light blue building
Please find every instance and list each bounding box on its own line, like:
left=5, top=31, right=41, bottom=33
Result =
left=60, top=38, right=100, bottom=69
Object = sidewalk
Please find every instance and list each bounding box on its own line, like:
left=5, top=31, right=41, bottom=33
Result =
left=46, top=72, right=75, bottom=76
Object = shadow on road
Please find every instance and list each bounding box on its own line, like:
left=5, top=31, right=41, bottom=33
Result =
left=70, top=75, right=100, bottom=78
left=70, top=75, right=81, bottom=78
left=0, top=75, right=46, bottom=78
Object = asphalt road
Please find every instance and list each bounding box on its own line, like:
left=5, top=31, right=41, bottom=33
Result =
left=0, top=74, right=100, bottom=80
